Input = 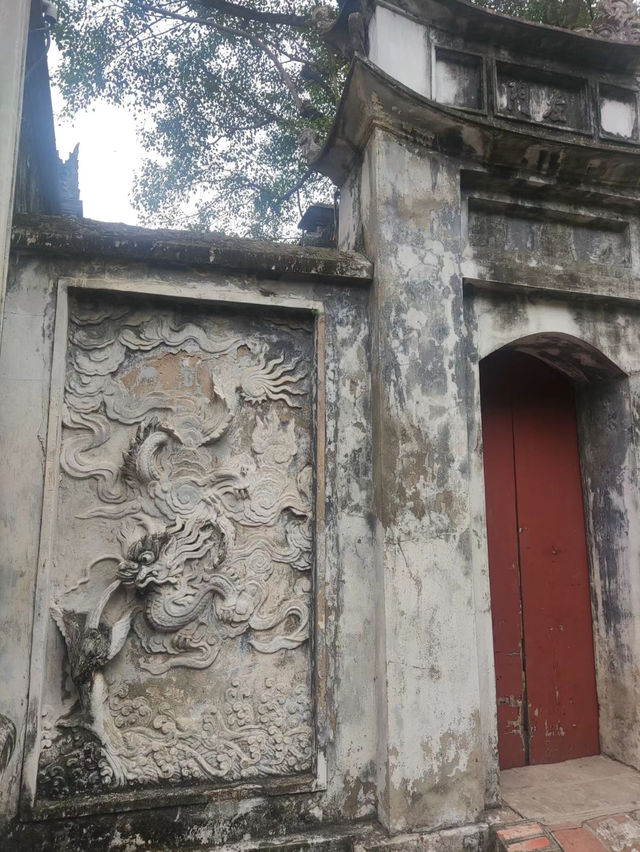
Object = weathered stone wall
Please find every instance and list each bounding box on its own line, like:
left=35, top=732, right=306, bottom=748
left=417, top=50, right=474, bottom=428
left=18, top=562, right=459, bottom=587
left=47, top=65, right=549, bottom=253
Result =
left=332, top=0, right=640, bottom=836
left=339, top=122, right=640, bottom=839
left=0, top=223, right=381, bottom=850
left=4, top=0, right=640, bottom=849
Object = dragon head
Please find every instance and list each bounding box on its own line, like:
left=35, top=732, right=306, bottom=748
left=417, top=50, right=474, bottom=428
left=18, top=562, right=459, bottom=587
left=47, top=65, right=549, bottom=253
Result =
left=117, top=530, right=174, bottom=589
left=117, top=510, right=229, bottom=592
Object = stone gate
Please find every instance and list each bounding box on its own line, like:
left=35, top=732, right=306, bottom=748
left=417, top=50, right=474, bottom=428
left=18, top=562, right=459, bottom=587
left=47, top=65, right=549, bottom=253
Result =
left=1, top=0, right=640, bottom=849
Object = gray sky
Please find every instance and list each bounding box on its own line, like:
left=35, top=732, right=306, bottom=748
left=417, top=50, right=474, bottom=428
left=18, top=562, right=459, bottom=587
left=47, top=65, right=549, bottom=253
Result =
left=50, top=43, right=144, bottom=225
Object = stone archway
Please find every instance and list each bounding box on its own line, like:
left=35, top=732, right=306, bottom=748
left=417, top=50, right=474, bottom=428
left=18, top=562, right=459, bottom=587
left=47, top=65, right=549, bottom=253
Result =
left=480, top=347, right=601, bottom=769
left=476, top=331, right=639, bottom=779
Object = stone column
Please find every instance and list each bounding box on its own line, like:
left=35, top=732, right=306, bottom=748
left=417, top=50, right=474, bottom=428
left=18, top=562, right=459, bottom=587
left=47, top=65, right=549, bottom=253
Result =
left=578, top=372, right=640, bottom=770
left=0, top=0, right=31, bottom=822
left=341, top=128, right=487, bottom=833
left=0, top=0, right=31, bottom=346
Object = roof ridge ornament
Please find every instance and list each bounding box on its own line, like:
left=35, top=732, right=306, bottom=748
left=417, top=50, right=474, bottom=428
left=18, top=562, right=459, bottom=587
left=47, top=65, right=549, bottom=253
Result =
left=587, top=0, right=640, bottom=43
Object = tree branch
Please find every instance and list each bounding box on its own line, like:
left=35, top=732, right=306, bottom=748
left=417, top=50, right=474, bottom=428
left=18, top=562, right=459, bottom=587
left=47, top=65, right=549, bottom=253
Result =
left=194, top=0, right=311, bottom=27
left=141, top=3, right=307, bottom=113
left=273, top=167, right=313, bottom=205
left=242, top=30, right=306, bottom=112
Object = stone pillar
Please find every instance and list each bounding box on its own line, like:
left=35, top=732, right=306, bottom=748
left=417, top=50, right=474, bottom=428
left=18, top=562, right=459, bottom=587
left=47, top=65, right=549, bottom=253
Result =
left=578, top=373, right=640, bottom=769
left=342, top=128, right=486, bottom=834
left=0, top=0, right=31, bottom=346
left=0, top=0, right=31, bottom=823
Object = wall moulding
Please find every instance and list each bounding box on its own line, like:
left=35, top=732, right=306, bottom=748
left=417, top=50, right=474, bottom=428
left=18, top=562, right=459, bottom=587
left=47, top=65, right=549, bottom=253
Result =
left=20, top=277, right=327, bottom=821
left=461, top=274, right=640, bottom=306
left=459, top=168, right=640, bottom=212
left=467, top=197, right=631, bottom=268
left=10, top=215, right=374, bottom=286
left=461, top=180, right=640, bottom=302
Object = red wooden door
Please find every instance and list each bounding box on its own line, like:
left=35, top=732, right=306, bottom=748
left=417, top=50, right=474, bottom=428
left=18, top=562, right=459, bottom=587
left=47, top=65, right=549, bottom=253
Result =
left=480, top=351, right=600, bottom=769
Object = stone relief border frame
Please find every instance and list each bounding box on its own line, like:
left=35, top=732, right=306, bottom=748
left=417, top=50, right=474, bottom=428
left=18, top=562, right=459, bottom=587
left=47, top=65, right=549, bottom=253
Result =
left=19, top=276, right=328, bottom=822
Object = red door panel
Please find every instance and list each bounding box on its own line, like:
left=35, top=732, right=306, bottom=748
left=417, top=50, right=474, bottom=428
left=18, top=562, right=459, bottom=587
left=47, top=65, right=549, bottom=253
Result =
left=480, top=356, right=526, bottom=769
left=481, top=351, right=600, bottom=768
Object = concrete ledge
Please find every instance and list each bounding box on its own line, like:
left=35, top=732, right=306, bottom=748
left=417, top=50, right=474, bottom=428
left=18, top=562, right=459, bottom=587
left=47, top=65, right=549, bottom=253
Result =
left=4, top=815, right=492, bottom=851
left=10, top=214, right=374, bottom=285
left=355, top=822, right=490, bottom=850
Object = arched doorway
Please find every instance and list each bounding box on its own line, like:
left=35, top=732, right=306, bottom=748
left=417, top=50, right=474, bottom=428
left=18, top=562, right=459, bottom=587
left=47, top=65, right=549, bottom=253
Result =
left=480, top=349, right=600, bottom=770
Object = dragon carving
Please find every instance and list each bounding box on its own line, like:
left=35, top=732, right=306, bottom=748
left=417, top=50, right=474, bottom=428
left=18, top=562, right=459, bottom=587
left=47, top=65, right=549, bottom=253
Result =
left=588, top=0, right=640, bottom=42
left=41, top=300, right=315, bottom=794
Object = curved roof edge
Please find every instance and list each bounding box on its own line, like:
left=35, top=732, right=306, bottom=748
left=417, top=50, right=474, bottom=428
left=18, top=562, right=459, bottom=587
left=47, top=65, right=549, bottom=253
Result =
left=327, top=0, right=640, bottom=74
left=313, top=56, right=640, bottom=188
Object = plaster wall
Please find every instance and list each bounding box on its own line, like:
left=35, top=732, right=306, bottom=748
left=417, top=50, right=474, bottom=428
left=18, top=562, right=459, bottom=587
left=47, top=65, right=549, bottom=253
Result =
left=0, top=0, right=30, bottom=346
left=5, top=2, right=640, bottom=847
left=342, top=129, right=489, bottom=834
left=0, top=250, right=377, bottom=850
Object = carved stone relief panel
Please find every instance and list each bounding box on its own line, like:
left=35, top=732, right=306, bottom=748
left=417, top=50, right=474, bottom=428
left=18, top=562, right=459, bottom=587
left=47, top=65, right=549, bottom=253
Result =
left=31, top=290, right=316, bottom=811
left=496, top=63, right=590, bottom=133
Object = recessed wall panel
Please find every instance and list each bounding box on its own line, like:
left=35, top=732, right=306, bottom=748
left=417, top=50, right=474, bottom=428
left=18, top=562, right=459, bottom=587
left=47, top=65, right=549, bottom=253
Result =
left=27, top=286, right=318, bottom=815
left=496, top=63, right=590, bottom=133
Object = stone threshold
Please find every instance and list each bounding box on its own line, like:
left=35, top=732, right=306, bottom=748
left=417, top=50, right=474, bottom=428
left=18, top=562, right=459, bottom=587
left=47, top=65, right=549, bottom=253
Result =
left=493, top=755, right=640, bottom=851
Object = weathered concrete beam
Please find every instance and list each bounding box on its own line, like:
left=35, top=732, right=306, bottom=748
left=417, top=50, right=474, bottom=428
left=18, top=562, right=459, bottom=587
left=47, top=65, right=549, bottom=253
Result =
left=11, top=214, right=374, bottom=285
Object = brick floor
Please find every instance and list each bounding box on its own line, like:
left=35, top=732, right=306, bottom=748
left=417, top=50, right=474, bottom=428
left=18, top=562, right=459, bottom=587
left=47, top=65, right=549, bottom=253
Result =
left=586, top=813, right=640, bottom=851
left=494, top=823, right=560, bottom=851
left=495, top=814, right=640, bottom=851
left=509, top=839, right=554, bottom=850
left=552, top=826, right=609, bottom=851
left=498, top=824, right=545, bottom=843
left=494, top=757, right=640, bottom=852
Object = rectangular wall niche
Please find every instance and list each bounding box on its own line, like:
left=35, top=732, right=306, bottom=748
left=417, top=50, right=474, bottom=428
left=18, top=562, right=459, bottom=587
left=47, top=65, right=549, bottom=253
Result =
left=599, top=84, right=639, bottom=142
left=28, top=286, right=317, bottom=815
left=434, top=48, right=484, bottom=112
left=495, top=62, right=589, bottom=133
left=468, top=199, right=630, bottom=267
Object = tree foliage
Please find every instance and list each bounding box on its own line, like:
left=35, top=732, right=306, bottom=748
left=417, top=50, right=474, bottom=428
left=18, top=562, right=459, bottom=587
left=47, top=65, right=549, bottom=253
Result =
left=52, top=0, right=597, bottom=238
left=474, top=0, right=595, bottom=28
left=53, top=0, right=345, bottom=237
